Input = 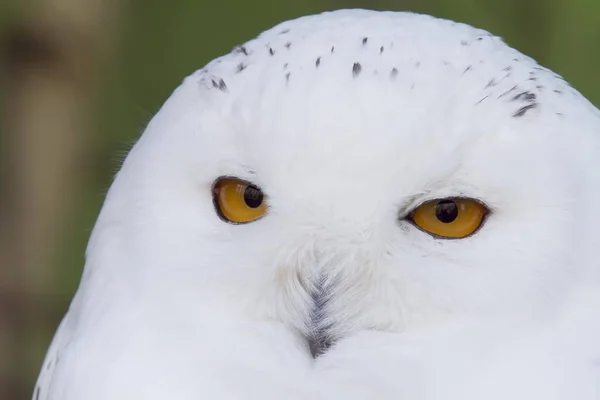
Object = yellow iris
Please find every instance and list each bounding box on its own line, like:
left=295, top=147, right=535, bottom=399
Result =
left=410, top=198, right=487, bottom=238
left=213, top=178, right=268, bottom=223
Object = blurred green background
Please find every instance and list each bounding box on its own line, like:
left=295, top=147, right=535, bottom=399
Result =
left=0, top=0, right=599, bottom=398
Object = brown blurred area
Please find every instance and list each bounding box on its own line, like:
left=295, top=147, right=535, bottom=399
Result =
left=0, top=1, right=599, bottom=399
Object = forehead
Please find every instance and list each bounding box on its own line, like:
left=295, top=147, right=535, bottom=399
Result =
left=176, top=11, right=580, bottom=185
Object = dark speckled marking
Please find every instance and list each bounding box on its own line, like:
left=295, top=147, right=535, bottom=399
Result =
left=380, top=46, right=384, bottom=54
left=316, top=57, right=321, bottom=67
left=283, top=63, right=288, bottom=70
left=285, top=42, right=292, bottom=49
left=462, top=65, right=472, bottom=76
left=461, top=40, right=469, bottom=46
left=390, top=67, right=398, bottom=79
left=236, top=62, right=246, bottom=73
left=485, top=78, right=497, bottom=88
left=331, top=46, right=335, bottom=53
left=554, top=89, right=563, bottom=94
left=285, top=72, right=291, bottom=83
left=362, top=37, right=368, bottom=45
left=352, top=62, right=362, bottom=77
left=280, top=28, right=290, bottom=34
left=269, top=47, right=275, bottom=56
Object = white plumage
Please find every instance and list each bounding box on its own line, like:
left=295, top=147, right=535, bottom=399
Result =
left=34, top=9, right=600, bottom=400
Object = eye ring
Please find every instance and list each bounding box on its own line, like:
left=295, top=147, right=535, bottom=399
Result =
left=212, top=176, right=268, bottom=224
left=406, top=197, right=489, bottom=239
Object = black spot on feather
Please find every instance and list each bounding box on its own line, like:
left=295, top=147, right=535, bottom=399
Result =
left=211, top=78, right=227, bottom=92
left=236, top=62, right=246, bottom=73
left=315, top=57, right=321, bottom=67
left=362, top=37, right=368, bottom=45
left=233, top=46, right=249, bottom=56
left=352, top=62, right=362, bottom=77
left=485, top=78, right=497, bottom=88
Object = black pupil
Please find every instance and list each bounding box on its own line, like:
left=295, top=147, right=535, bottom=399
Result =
left=243, top=186, right=263, bottom=208
left=435, top=200, right=459, bottom=223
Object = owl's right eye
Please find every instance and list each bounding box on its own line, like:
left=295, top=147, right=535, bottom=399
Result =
left=212, top=178, right=268, bottom=224
left=407, top=198, right=488, bottom=238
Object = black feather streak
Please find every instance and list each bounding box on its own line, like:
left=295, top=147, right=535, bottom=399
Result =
left=485, top=78, right=497, bottom=88
left=498, top=85, right=518, bottom=99
left=269, top=47, right=275, bottom=56
left=513, top=103, right=537, bottom=117
left=316, top=57, right=321, bottom=67
left=380, top=46, right=384, bottom=54
left=512, top=91, right=536, bottom=102
left=236, top=62, right=246, bottom=73
left=476, top=94, right=489, bottom=105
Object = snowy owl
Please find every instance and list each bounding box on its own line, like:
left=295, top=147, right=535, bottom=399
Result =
left=33, top=9, right=600, bottom=400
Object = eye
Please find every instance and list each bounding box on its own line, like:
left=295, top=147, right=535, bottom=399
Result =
left=408, top=198, right=488, bottom=239
left=212, top=178, right=268, bottom=224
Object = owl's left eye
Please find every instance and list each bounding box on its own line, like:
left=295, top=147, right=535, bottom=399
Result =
left=407, top=198, right=488, bottom=238
left=212, top=177, right=268, bottom=224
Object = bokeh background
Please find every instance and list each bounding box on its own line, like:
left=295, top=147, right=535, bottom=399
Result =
left=1, top=0, right=599, bottom=398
